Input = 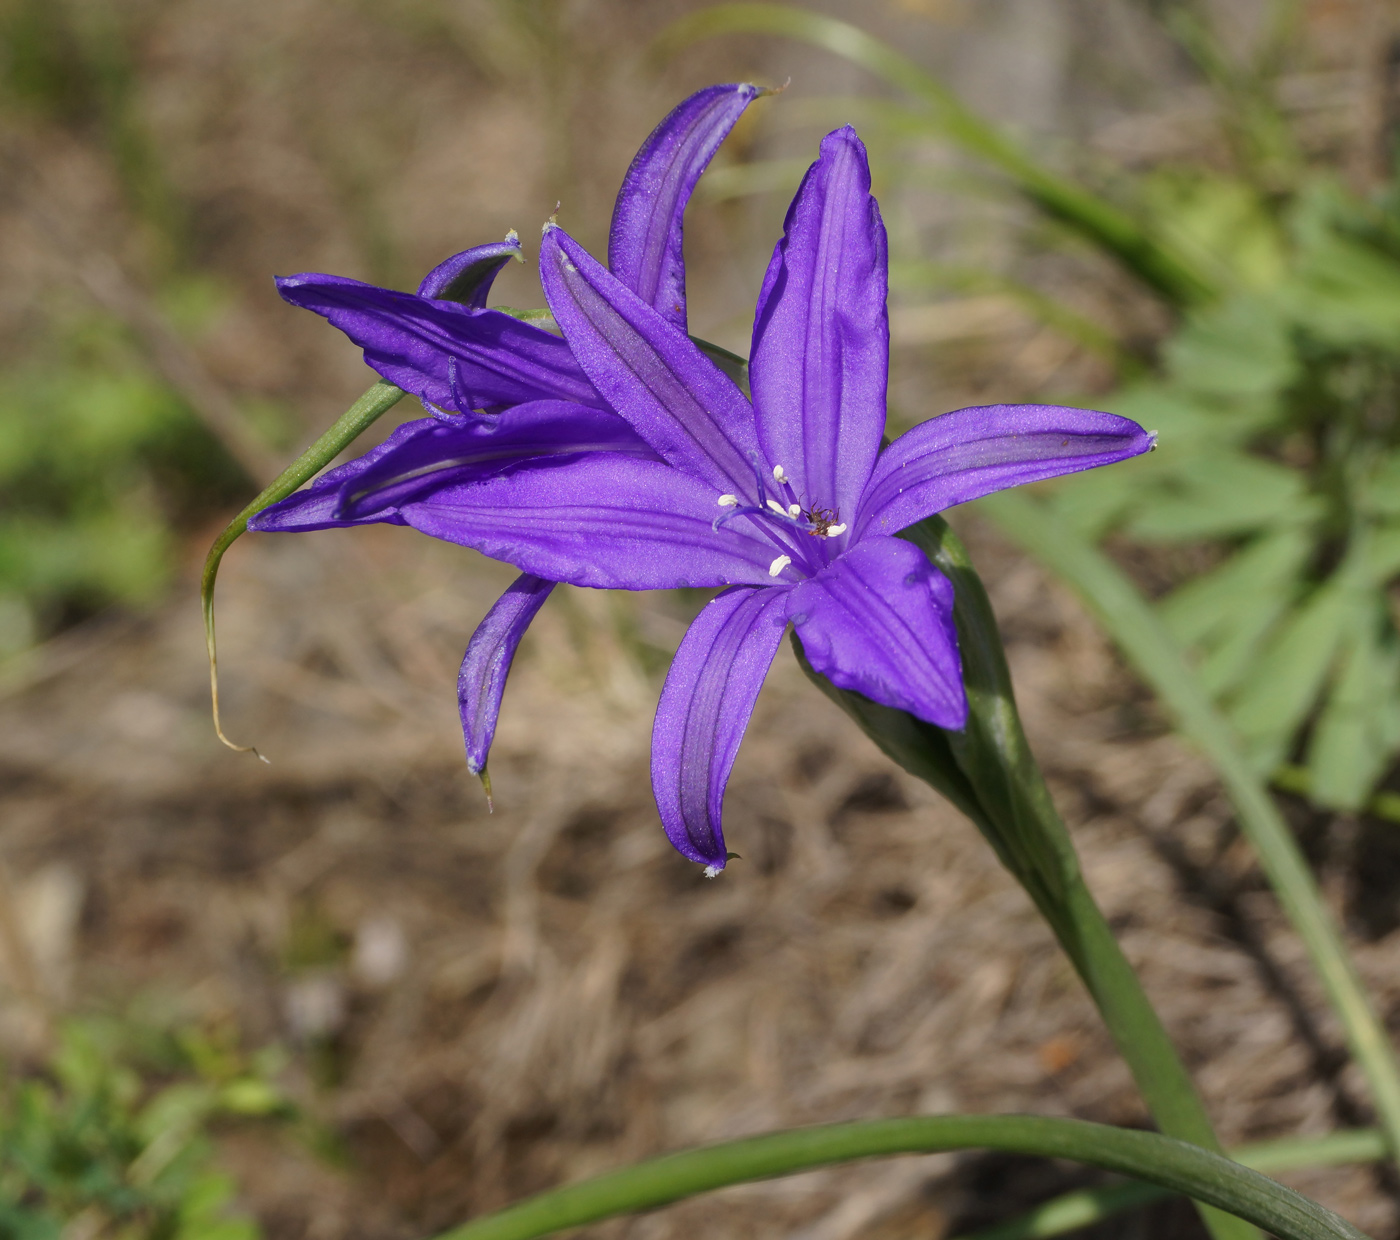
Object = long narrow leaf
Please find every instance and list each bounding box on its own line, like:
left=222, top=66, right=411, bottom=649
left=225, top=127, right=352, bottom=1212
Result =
left=201, top=380, right=405, bottom=757
left=958, top=1127, right=1387, bottom=1240
left=430, top=1114, right=1367, bottom=1240
left=657, top=4, right=1217, bottom=306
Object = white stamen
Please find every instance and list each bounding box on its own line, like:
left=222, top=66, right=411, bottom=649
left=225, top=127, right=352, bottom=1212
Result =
left=788, top=503, right=802, bottom=518
left=703, top=864, right=722, bottom=879
left=772, top=464, right=788, bottom=484
left=768, top=554, right=792, bottom=577
left=826, top=523, right=847, bottom=537
left=766, top=499, right=789, bottom=516
left=717, top=493, right=738, bottom=507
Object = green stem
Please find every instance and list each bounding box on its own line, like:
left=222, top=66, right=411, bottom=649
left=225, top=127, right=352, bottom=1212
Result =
left=201, top=380, right=405, bottom=757
left=804, top=519, right=1251, bottom=1240
left=980, top=489, right=1400, bottom=1164
left=429, top=1115, right=1367, bottom=1240
left=958, top=1128, right=1388, bottom=1240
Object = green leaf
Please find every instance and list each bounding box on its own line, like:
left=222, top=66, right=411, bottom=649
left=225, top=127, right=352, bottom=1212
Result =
left=1307, top=603, right=1400, bottom=810
left=955, top=1128, right=1387, bottom=1240
left=201, top=379, right=405, bottom=758
left=430, top=1114, right=1365, bottom=1240
left=1165, top=297, right=1297, bottom=398
left=1226, top=579, right=1355, bottom=771
left=655, top=3, right=1216, bottom=307
left=1160, top=530, right=1309, bottom=647
left=1159, top=530, right=1311, bottom=697
left=1124, top=452, right=1311, bottom=542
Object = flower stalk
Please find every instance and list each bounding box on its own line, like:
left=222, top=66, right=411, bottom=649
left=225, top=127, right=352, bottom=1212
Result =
left=798, top=515, right=1252, bottom=1240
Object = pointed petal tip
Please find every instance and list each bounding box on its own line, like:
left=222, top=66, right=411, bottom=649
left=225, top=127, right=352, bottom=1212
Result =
left=752, top=79, right=788, bottom=98
left=474, top=764, right=494, bottom=812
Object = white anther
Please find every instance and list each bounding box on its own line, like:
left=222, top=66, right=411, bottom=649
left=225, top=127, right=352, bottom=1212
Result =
left=703, top=864, right=722, bottom=879
left=768, top=555, right=792, bottom=577
left=766, top=499, right=789, bottom=516
left=788, top=503, right=802, bottom=518
left=772, top=464, right=788, bottom=484
left=717, top=493, right=738, bottom=507
left=826, top=523, right=847, bottom=537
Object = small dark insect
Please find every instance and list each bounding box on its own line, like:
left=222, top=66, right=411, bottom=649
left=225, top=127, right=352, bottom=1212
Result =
left=805, top=506, right=841, bottom=537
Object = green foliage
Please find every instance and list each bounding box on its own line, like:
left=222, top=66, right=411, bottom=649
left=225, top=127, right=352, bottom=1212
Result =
left=1047, top=175, right=1400, bottom=810
left=0, top=316, right=248, bottom=653
left=0, top=1018, right=288, bottom=1240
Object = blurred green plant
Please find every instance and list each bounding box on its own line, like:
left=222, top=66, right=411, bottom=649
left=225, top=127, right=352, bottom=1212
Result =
left=0, top=315, right=249, bottom=656
left=0, top=1, right=269, bottom=656
left=0, top=1017, right=288, bottom=1240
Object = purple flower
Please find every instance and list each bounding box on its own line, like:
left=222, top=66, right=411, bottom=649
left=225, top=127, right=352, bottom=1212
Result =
left=253, top=95, right=1154, bottom=875
left=258, top=84, right=765, bottom=778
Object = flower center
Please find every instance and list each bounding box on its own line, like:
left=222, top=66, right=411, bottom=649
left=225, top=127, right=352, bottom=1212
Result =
left=712, top=462, right=847, bottom=581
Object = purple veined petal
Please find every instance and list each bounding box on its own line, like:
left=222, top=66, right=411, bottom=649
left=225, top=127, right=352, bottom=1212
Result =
left=248, top=402, right=656, bottom=533
left=786, top=535, right=966, bottom=729
left=609, top=83, right=764, bottom=328
left=459, top=573, right=555, bottom=776
left=856, top=404, right=1157, bottom=539
left=539, top=225, right=761, bottom=495
left=401, top=452, right=780, bottom=590
left=276, top=273, right=602, bottom=411
left=651, top=584, right=790, bottom=869
left=418, top=233, right=523, bottom=305
left=749, top=127, right=888, bottom=529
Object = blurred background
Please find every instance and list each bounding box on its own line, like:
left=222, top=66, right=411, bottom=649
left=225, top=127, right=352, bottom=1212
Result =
left=2, top=0, right=1400, bottom=1237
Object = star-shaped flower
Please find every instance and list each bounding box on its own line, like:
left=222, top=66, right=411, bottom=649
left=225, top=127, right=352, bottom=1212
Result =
left=253, top=96, right=1153, bottom=874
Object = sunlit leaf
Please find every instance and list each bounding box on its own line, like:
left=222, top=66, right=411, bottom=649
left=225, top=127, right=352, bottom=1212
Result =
left=1226, top=580, right=1355, bottom=771
left=1125, top=452, right=1312, bottom=542
left=1307, top=604, right=1400, bottom=810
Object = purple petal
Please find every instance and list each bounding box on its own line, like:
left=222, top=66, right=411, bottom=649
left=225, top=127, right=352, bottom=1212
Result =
left=459, top=573, right=554, bottom=775
left=749, top=127, right=888, bottom=526
left=786, top=536, right=966, bottom=728
left=652, top=585, right=790, bottom=868
left=539, top=225, right=761, bottom=495
left=276, top=274, right=601, bottom=411
left=249, top=402, right=655, bottom=532
left=417, top=233, right=523, bottom=305
left=856, top=404, right=1156, bottom=538
left=610, top=84, right=763, bottom=328
left=401, top=453, right=779, bottom=589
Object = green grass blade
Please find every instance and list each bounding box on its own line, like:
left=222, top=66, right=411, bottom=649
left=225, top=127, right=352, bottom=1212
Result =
left=657, top=4, right=1216, bottom=306
left=979, top=489, right=1400, bottom=1166
left=957, top=1128, right=1387, bottom=1240
left=430, top=1115, right=1369, bottom=1240
left=201, top=380, right=404, bottom=759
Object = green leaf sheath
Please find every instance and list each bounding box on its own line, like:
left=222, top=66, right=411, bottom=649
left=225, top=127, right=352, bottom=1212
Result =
left=980, top=489, right=1400, bottom=1164
left=799, top=515, right=1252, bottom=1240
left=201, top=380, right=405, bottom=755
left=656, top=4, right=1215, bottom=306
left=958, top=1128, right=1388, bottom=1240
left=431, top=1116, right=1369, bottom=1240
